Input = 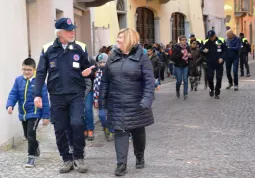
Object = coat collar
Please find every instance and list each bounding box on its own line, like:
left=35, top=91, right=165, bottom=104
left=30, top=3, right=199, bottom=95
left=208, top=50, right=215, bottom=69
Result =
left=111, top=45, right=144, bottom=63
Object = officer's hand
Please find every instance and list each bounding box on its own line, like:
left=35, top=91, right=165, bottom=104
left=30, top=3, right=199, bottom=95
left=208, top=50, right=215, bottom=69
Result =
left=188, top=53, right=192, bottom=58
left=218, top=58, right=224, bottom=64
left=7, top=106, right=13, bottom=114
left=203, top=48, right=209, bottom=53
left=42, top=119, right=50, bottom=126
left=34, top=97, right=43, bottom=108
left=82, top=65, right=96, bottom=77
left=94, top=101, right=99, bottom=109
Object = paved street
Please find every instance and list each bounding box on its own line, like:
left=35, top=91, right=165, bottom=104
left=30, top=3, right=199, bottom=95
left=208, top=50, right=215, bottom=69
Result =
left=1, top=60, right=255, bottom=178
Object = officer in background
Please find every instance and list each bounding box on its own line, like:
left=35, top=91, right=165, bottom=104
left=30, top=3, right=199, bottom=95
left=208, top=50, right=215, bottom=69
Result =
left=34, top=18, right=95, bottom=174
left=202, top=30, right=226, bottom=99
left=239, top=33, right=251, bottom=77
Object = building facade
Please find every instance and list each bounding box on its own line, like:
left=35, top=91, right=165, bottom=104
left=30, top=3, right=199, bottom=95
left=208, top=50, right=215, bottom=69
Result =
left=225, top=0, right=255, bottom=43
left=0, top=0, right=207, bottom=147
left=203, top=0, right=226, bottom=38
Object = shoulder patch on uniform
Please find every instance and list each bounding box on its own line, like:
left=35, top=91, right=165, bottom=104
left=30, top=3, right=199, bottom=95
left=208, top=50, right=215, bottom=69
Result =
left=43, top=41, right=54, bottom=53
left=76, top=41, right=87, bottom=52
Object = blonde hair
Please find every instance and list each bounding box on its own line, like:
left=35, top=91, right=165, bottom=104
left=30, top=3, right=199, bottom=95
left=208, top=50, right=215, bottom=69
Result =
left=117, top=28, right=140, bottom=53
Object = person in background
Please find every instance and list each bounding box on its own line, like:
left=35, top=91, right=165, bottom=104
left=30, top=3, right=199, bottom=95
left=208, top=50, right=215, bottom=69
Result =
left=189, top=39, right=203, bottom=91
left=99, top=28, right=154, bottom=176
left=168, top=41, right=175, bottom=78
left=147, top=45, right=161, bottom=80
left=171, top=35, right=191, bottom=100
left=158, top=46, right=167, bottom=81
left=239, top=33, right=251, bottom=77
left=106, top=45, right=113, bottom=56
left=225, top=29, right=241, bottom=91
left=93, top=53, right=114, bottom=141
left=6, top=58, right=50, bottom=168
left=84, top=57, right=97, bottom=141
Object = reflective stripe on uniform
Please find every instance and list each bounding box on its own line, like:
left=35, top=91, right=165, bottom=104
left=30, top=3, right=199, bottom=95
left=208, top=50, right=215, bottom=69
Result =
left=218, top=37, right=225, bottom=43
left=43, top=41, right=54, bottom=53
left=76, top=41, right=87, bottom=52
left=242, top=38, right=247, bottom=42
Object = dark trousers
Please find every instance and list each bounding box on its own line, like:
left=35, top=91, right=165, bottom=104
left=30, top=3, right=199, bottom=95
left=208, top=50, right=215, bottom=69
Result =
left=202, top=63, right=208, bottom=87
left=50, top=93, right=85, bottom=161
left=26, top=118, right=40, bottom=156
left=114, top=127, right=146, bottom=164
left=226, top=56, right=239, bottom=86
left=22, top=121, right=28, bottom=138
left=207, top=64, right=223, bottom=96
left=240, top=53, right=250, bottom=75
left=160, top=68, right=165, bottom=81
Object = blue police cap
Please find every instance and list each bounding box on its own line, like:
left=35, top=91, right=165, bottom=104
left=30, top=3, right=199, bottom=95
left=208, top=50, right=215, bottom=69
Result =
left=207, top=30, right=215, bottom=38
left=55, top=18, right=77, bottom=31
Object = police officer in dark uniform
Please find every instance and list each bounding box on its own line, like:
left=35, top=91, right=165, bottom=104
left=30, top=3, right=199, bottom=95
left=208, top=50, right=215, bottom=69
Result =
left=202, top=30, right=226, bottom=99
left=34, top=18, right=95, bottom=174
left=239, top=33, right=251, bottom=77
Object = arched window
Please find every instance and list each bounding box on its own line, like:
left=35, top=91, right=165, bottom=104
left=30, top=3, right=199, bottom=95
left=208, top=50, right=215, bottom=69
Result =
left=117, top=0, right=125, bottom=12
left=171, top=12, right=185, bottom=43
left=136, top=7, right=155, bottom=44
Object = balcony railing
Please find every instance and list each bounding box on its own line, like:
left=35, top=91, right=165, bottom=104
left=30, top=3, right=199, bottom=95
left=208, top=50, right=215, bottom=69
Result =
left=234, top=0, right=254, bottom=17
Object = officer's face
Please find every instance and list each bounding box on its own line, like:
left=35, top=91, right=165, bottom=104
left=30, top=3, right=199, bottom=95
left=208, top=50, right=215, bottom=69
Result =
left=59, top=30, right=75, bottom=43
left=22, top=65, right=35, bottom=79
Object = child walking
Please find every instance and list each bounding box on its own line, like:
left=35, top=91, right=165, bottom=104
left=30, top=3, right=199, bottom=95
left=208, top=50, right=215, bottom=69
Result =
left=6, top=58, right=50, bottom=168
left=93, top=53, right=114, bottom=141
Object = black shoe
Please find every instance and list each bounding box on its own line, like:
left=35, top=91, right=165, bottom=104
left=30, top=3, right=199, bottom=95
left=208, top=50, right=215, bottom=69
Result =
left=194, top=87, right=197, bottom=91
left=246, top=74, right=251, bottom=77
left=59, top=161, right=74, bottom=174
left=115, top=163, right=127, bottom=176
left=240, top=74, right=244, bottom=77
left=176, top=90, right=180, bottom=98
left=136, top=157, right=145, bottom=169
left=226, top=83, right=233, bottom=89
left=209, top=90, right=214, bottom=97
left=215, top=95, right=220, bottom=99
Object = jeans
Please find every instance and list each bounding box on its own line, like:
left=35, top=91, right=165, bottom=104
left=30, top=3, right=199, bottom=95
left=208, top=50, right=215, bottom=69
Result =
left=84, top=91, right=94, bottom=131
left=99, top=109, right=114, bottom=133
left=226, top=56, right=239, bottom=86
left=175, top=66, right=189, bottom=95
left=114, top=127, right=146, bottom=164
left=168, top=63, right=174, bottom=75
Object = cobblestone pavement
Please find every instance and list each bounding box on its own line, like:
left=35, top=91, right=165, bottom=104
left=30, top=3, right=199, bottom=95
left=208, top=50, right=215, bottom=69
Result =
left=1, top=60, right=255, bottom=178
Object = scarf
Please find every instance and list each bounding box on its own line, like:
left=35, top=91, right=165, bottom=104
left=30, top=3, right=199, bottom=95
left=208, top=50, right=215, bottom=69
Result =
left=179, top=44, right=189, bottom=63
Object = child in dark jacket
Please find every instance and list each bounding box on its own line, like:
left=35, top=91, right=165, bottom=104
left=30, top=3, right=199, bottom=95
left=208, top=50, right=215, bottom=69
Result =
left=93, top=53, right=114, bottom=141
left=6, top=58, right=50, bottom=168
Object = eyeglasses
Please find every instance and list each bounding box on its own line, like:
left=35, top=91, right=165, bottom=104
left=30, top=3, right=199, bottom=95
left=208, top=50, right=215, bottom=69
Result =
left=181, top=39, right=187, bottom=41
left=192, top=43, right=197, bottom=45
left=22, top=68, right=33, bottom=72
